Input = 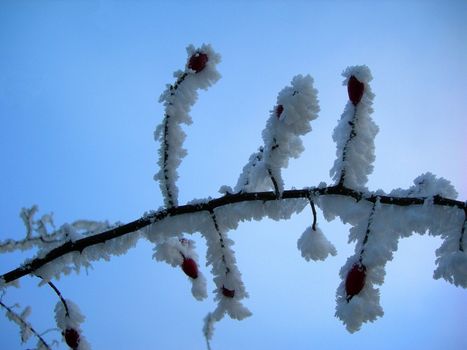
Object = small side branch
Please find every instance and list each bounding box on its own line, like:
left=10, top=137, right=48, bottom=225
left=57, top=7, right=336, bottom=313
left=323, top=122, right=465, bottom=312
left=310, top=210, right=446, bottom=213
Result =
left=306, top=192, right=318, bottom=231
left=0, top=300, right=52, bottom=349
left=267, top=168, right=281, bottom=198
left=460, top=208, right=466, bottom=252
left=45, top=279, right=70, bottom=317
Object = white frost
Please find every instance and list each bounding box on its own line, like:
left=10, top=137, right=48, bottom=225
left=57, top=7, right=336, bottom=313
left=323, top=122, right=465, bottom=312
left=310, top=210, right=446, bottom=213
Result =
left=153, top=237, right=207, bottom=300
left=297, top=225, right=337, bottom=261
left=55, top=299, right=91, bottom=350
left=330, top=65, right=378, bottom=190
left=155, top=44, right=221, bottom=207
left=235, top=74, right=319, bottom=193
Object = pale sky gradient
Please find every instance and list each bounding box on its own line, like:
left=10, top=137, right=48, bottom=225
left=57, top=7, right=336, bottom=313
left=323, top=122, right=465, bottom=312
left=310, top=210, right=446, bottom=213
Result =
left=1, top=1, right=466, bottom=349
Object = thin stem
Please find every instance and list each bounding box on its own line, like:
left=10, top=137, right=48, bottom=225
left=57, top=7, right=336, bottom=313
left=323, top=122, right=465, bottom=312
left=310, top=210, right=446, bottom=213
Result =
left=208, top=209, right=229, bottom=273
left=267, top=137, right=281, bottom=197
left=358, top=202, right=377, bottom=263
left=208, top=209, right=225, bottom=249
left=338, top=106, right=358, bottom=186
left=267, top=168, right=280, bottom=198
left=160, top=72, right=189, bottom=208
left=0, top=300, right=52, bottom=350
left=45, top=279, right=70, bottom=317
left=1, top=185, right=465, bottom=284
left=162, top=114, right=174, bottom=208
left=306, top=192, right=317, bottom=231
left=460, top=208, right=466, bottom=252
left=206, top=338, right=212, bottom=350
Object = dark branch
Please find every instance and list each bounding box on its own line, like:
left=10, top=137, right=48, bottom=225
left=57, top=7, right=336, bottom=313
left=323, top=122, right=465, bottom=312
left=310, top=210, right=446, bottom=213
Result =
left=267, top=168, right=281, bottom=198
left=1, top=185, right=465, bottom=284
left=306, top=194, right=318, bottom=231
left=460, top=208, right=466, bottom=252
left=208, top=209, right=229, bottom=273
left=45, top=279, right=70, bottom=317
left=358, top=202, right=377, bottom=262
left=162, top=114, right=175, bottom=208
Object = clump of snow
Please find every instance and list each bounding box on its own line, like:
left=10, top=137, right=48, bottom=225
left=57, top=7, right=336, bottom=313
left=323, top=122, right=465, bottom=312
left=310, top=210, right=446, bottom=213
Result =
left=35, top=230, right=141, bottom=283
left=434, top=249, right=467, bottom=287
left=433, top=217, right=467, bottom=287
left=408, top=172, right=458, bottom=199
left=55, top=299, right=91, bottom=350
left=54, top=299, right=85, bottom=330
left=297, top=225, right=337, bottom=261
left=218, top=185, right=234, bottom=195
left=317, top=194, right=372, bottom=225
left=234, top=147, right=267, bottom=192
left=153, top=237, right=207, bottom=300
left=388, top=173, right=458, bottom=200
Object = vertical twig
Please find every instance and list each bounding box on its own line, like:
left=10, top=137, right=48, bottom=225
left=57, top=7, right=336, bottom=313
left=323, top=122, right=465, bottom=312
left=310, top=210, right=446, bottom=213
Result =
left=306, top=191, right=318, bottom=231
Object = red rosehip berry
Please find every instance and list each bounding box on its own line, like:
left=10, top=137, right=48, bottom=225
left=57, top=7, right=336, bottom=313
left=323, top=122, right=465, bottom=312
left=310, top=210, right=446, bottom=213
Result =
left=64, top=328, right=80, bottom=349
left=188, top=52, right=208, bottom=73
left=347, top=75, right=364, bottom=105
left=275, top=104, right=284, bottom=118
left=345, top=263, right=366, bottom=300
left=181, top=257, right=198, bottom=279
left=222, top=286, right=235, bottom=298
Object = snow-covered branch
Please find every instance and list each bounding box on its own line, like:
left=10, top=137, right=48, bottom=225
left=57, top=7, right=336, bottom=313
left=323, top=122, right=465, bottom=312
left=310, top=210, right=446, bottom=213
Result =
left=0, top=300, right=52, bottom=349
left=2, top=185, right=465, bottom=286
left=2, top=44, right=465, bottom=349
left=154, top=44, right=221, bottom=207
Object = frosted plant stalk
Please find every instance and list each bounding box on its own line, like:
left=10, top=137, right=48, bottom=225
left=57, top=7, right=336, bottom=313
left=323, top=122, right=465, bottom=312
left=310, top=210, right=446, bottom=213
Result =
left=330, top=66, right=378, bottom=191
left=154, top=44, right=221, bottom=207
left=235, top=75, right=319, bottom=194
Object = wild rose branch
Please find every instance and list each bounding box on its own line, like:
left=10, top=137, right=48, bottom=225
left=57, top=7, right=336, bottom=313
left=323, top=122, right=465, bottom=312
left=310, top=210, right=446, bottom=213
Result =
left=1, top=44, right=466, bottom=349
left=1, top=186, right=465, bottom=285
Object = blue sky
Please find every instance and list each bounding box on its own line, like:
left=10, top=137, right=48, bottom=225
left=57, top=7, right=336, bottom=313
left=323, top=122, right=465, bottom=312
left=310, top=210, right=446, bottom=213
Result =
left=1, top=0, right=466, bottom=349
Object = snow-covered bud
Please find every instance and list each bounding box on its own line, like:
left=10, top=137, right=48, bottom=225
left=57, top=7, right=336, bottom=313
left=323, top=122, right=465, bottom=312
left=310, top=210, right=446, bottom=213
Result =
left=347, top=75, right=364, bottom=105
left=153, top=237, right=207, bottom=300
left=345, top=263, right=366, bottom=300
left=275, top=104, right=284, bottom=118
left=330, top=65, right=377, bottom=190
left=54, top=299, right=90, bottom=350
left=222, top=286, right=235, bottom=298
left=155, top=44, right=221, bottom=208
left=181, top=257, right=199, bottom=279
left=64, top=328, right=80, bottom=349
left=188, top=52, right=209, bottom=73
